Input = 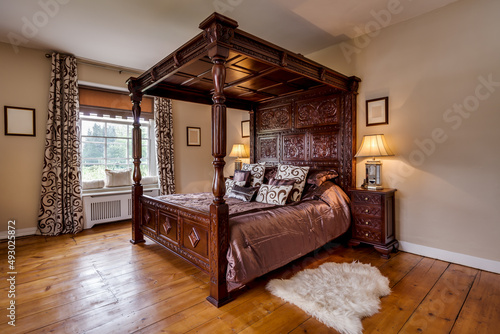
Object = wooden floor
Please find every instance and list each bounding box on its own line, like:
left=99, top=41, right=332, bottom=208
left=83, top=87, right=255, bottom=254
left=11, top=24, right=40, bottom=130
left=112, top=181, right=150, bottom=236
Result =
left=1, top=221, right=499, bottom=334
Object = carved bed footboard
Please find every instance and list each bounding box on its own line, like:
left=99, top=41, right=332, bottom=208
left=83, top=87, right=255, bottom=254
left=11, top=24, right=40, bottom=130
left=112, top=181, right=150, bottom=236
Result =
left=139, top=195, right=211, bottom=272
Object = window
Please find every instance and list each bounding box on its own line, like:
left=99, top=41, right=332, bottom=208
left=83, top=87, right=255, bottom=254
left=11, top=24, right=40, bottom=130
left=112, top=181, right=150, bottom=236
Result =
left=80, top=116, right=155, bottom=181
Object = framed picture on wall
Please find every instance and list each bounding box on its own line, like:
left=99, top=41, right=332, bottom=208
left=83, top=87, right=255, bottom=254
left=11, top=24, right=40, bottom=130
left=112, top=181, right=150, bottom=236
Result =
left=241, top=120, right=250, bottom=138
left=186, top=127, right=201, bottom=146
left=4, top=106, right=36, bottom=136
left=366, top=97, right=388, bottom=126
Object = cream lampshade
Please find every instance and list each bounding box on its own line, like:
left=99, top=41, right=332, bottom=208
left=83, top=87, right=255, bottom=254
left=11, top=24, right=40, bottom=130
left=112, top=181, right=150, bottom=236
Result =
left=355, top=134, right=394, bottom=189
left=229, top=144, right=249, bottom=171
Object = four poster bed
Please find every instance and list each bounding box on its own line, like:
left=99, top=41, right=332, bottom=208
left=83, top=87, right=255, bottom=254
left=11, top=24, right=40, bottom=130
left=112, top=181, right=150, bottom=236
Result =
left=127, top=13, right=360, bottom=307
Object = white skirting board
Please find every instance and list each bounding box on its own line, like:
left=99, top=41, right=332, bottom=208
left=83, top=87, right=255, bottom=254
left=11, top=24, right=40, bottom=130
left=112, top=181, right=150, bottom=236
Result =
left=0, top=227, right=38, bottom=240
left=399, top=241, right=500, bottom=274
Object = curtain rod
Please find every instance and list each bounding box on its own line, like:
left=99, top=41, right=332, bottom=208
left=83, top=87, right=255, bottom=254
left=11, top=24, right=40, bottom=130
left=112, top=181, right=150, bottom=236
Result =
left=44, top=53, right=143, bottom=75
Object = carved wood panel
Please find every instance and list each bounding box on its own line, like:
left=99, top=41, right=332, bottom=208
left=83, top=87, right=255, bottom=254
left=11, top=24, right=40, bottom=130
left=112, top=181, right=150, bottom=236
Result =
left=182, top=219, right=208, bottom=260
left=258, top=104, right=291, bottom=132
left=158, top=210, right=178, bottom=244
left=310, top=131, right=338, bottom=162
left=295, top=96, right=339, bottom=128
left=258, top=136, right=278, bottom=161
left=282, top=134, right=306, bottom=161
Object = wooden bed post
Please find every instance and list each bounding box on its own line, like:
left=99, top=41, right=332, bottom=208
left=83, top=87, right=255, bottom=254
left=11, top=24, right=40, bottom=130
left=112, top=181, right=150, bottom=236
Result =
left=128, top=78, right=145, bottom=244
left=200, top=13, right=238, bottom=307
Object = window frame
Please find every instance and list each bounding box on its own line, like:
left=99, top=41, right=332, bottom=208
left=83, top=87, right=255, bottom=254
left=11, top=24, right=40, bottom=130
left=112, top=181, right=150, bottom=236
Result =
left=79, top=113, right=156, bottom=182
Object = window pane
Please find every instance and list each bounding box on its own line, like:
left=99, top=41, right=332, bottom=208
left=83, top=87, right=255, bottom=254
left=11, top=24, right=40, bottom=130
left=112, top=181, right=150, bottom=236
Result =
left=82, top=158, right=105, bottom=165
left=107, top=123, right=128, bottom=137
left=82, top=120, right=105, bottom=137
left=107, top=139, right=128, bottom=159
left=140, top=164, right=149, bottom=177
left=82, top=136, right=104, bottom=143
left=82, top=142, right=105, bottom=158
left=82, top=165, right=106, bottom=181
left=142, top=140, right=149, bottom=159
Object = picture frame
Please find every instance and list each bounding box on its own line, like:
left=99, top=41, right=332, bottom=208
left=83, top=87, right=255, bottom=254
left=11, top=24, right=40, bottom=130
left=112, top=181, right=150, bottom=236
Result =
left=241, top=120, right=250, bottom=138
left=186, top=127, right=201, bottom=146
left=4, top=106, right=36, bottom=136
left=366, top=97, right=388, bottom=126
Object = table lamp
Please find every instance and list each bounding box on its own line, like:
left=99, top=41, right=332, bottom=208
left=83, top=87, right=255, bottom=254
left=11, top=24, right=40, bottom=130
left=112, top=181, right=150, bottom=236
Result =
left=229, top=144, right=249, bottom=171
left=355, top=134, right=394, bottom=189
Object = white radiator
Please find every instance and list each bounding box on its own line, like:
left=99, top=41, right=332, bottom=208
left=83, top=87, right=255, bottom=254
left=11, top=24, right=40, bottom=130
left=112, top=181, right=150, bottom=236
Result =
left=83, top=188, right=159, bottom=229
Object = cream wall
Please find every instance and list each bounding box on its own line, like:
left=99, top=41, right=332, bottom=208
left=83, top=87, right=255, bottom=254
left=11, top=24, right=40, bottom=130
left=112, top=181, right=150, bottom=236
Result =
left=309, top=0, right=500, bottom=263
left=0, top=43, right=51, bottom=232
left=172, top=100, right=249, bottom=194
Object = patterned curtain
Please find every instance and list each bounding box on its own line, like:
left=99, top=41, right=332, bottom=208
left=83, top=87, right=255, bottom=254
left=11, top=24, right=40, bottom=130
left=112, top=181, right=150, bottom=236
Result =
left=38, top=53, right=83, bottom=235
left=154, top=97, right=175, bottom=195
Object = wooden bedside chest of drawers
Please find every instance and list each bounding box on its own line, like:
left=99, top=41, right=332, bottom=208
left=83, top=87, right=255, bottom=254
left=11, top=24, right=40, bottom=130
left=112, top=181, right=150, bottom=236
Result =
left=348, top=188, right=398, bottom=258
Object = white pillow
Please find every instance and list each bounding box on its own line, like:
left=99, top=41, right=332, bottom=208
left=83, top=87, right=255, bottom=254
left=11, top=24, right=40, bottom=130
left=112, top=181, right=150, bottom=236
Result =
left=241, top=162, right=266, bottom=187
left=82, top=179, right=105, bottom=190
left=225, top=179, right=246, bottom=195
left=255, top=184, right=293, bottom=206
left=275, top=164, right=310, bottom=202
left=104, top=169, right=132, bottom=187
left=142, top=176, right=159, bottom=185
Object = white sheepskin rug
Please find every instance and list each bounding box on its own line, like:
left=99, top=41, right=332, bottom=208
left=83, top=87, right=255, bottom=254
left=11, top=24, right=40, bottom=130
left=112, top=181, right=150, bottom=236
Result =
left=266, top=262, right=390, bottom=334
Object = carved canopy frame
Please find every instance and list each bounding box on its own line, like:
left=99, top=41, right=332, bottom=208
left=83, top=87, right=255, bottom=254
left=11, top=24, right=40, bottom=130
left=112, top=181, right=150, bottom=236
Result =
left=127, top=12, right=360, bottom=307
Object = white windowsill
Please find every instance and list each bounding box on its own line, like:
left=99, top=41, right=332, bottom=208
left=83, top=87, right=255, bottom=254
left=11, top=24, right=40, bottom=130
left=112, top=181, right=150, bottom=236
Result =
left=82, top=183, right=159, bottom=197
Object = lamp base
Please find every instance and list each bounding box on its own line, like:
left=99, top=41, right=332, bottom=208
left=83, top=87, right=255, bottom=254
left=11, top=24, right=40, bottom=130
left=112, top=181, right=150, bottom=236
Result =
left=364, top=159, right=384, bottom=189
left=366, top=184, right=384, bottom=190
left=234, top=160, right=242, bottom=171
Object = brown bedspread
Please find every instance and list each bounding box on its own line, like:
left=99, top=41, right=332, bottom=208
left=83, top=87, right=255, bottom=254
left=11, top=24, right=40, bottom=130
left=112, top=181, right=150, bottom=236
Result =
left=157, top=182, right=351, bottom=291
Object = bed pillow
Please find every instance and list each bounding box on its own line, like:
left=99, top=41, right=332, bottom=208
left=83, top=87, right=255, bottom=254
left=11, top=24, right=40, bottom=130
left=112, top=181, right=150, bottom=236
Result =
left=274, top=164, right=310, bottom=202
left=225, top=179, right=246, bottom=195
left=241, top=162, right=266, bottom=187
left=233, top=170, right=251, bottom=186
left=82, top=179, right=105, bottom=190
left=268, top=178, right=296, bottom=186
left=263, top=166, right=278, bottom=184
left=104, top=169, right=132, bottom=187
left=228, top=185, right=260, bottom=202
left=255, top=184, right=293, bottom=206
left=306, top=169, right=339, bottom=186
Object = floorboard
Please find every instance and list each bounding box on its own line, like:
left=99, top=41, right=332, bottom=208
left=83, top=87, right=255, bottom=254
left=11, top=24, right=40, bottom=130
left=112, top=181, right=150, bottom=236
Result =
left=1, top=221, right=498, bottom=334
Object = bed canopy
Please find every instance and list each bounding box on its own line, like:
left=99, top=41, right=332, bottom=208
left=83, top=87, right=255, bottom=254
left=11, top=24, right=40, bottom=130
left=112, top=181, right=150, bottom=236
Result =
left=127, top=12, right=360, bottom=306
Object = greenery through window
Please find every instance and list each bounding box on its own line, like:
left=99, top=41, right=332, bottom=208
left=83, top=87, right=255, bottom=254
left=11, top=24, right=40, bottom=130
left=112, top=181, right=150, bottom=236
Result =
left=81, top=116, right=153, bottom=181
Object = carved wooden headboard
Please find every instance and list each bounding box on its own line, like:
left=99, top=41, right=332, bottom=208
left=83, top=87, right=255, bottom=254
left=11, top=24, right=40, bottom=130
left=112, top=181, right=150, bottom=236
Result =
left=250, top=85, right=357, bottom=193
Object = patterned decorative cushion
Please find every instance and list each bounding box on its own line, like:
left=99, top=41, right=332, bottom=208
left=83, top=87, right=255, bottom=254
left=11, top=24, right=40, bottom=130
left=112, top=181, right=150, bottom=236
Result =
left=228, top=185, right=260, bottom=202
left=263, top=166, right=278, bottom=184
left=255, top=184, right=293, bottom=206
left=104, top=169, right=132, bottom=187
left=306, top=169, right=339, bottom=186
left=233, top=170, right=251, bottom=186
left=268, top=178, right=296, bottom=203
left=225, top=179, right=246, bottom=195
left=241, top=162, right=266, bottom=187
left=274, top=164, right=310, bottom=202
left=268, top=178, right=296, bottom=186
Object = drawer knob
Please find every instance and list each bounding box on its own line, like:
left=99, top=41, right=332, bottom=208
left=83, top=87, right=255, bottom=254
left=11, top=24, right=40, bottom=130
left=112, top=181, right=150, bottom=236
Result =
left=365, top=221, right=369, bottom=225
left=364, top=197, right=369, bottom=201
left=365, top=233, right=369, bottom=237
left=365, top=209, right=369, bottom=213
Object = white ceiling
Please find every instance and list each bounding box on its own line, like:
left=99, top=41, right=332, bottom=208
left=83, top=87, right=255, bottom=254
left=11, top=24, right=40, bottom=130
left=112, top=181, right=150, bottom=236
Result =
left=0, top=0, right=458, bottom=71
